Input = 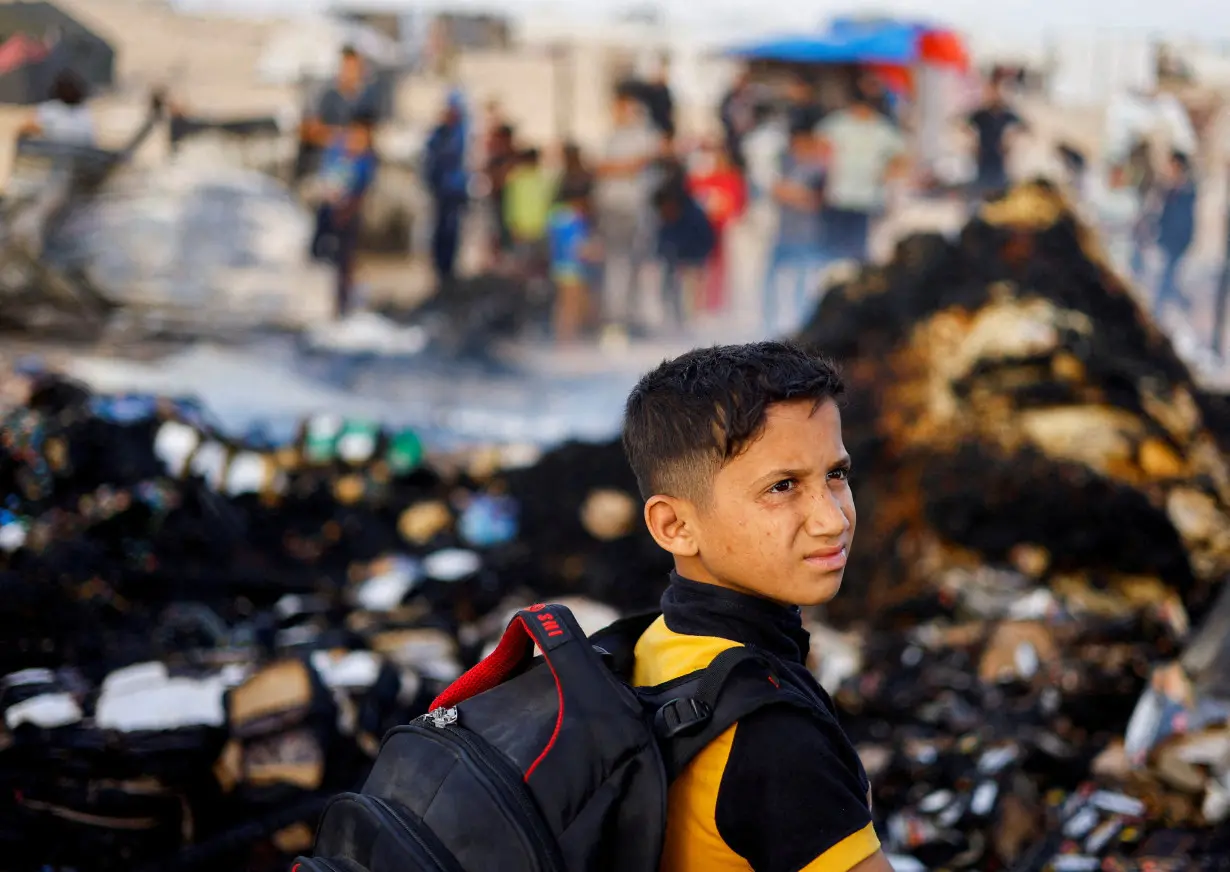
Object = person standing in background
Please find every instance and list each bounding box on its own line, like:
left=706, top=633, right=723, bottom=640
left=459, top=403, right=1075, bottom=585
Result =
left=478, top=99, right=506, bottom=156
left=296, top=46, right=380, bottom=182
left=595, top=83, right=663, bottom=335
left=1089, top=162, right=1142, bottom=280
left=965, top=75, right=1027, bottom=203
left=556, top=142, right=595, bottom=202
left=764, top=124, right=825, bottom=334
left=299, top=47, right=381, bottom=265
left=688, top=139, right=747, bottom=314
left=742, top=103, right=787, bottom=203
left=12, top=69, right=98, bottom=257
left=548, top=180, right=599, bottom=344
left=719, top=66, right=755, bottom=171
left=815, top=90, right=908, bottom=264
left=640, top=55, right=676, bottom=141
left=423, top=90, right=471, bottom=288
left=483, top=123, right=517, bottom=264
left=503, top=148, right=553, bottom=280
left=857, top=72, right=898, bottom=125
left=313, top=110, right=379, bottom=319
left=785, top=75, right=825, bottom=132
left=18, top=69, right=96, bottom=147
left=653, top=178, right=716, bottom=332
left=1152, top=150, right=1198, bottom=319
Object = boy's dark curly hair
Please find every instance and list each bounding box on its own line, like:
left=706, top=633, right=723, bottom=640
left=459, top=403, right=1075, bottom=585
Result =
left=621, top=341, right=844, bottom=502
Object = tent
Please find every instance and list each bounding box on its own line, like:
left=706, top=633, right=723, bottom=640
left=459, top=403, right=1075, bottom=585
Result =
left=727, top=18, right=973, bottom=184
left=0, top=1, right=115, bottom=105
left=728, top=17, right=969, bottom=80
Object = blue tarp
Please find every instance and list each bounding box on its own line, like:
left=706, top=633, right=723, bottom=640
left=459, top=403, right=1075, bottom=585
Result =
left=728, top=18, right=934, bottom=65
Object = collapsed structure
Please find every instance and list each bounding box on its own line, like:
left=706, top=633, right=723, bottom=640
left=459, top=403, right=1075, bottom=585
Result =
left=2, top=182, right=1230, bottom=870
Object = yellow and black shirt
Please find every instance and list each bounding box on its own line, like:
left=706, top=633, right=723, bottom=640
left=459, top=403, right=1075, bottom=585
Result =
left=633, top=573, right=880, bottom=872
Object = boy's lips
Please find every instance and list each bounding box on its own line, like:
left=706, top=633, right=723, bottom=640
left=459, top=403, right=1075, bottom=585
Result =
left=804, top=545, right=848, bottom=572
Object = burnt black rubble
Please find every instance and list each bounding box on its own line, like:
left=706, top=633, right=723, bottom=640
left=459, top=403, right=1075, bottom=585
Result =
left=6, top=182, right=1230, bottom=870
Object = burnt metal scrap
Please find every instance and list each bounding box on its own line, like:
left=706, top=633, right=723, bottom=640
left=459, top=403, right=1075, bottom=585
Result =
left=4, top=181, right=1230, bottom=869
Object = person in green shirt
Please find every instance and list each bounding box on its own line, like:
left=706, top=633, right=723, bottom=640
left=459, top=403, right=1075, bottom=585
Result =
left=503, top=148, right=553, bottom=278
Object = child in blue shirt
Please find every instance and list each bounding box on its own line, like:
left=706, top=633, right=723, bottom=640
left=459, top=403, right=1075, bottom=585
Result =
left=315, top=110, right=379, bottom=318
left=547, top=179, right=598, bottom=343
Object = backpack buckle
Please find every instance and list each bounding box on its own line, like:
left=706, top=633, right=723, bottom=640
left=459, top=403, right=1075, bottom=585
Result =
left=654, top=697, right=712, bottom=738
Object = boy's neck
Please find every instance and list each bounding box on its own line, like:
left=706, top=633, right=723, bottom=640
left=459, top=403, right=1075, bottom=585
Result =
left=672, top=561, right=797, bottom=609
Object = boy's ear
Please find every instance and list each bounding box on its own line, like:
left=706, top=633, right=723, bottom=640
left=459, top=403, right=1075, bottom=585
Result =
left=644, top=494, right=700, bottom=558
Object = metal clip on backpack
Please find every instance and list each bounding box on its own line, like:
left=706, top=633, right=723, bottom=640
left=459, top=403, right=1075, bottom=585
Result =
left=294, top=602, right=802, bottom=872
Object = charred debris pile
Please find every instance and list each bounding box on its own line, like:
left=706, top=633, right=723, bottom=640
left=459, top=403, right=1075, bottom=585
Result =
left=3, top=182, right=1230, bottom=870
left=797, top=181, right=1230, bottom=869
left=0, top=376, right=665, bottom=872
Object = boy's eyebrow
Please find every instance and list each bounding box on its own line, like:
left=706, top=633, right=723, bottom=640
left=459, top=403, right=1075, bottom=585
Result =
left=754, top=457, right=852, bottom=487
left=754, top=467, right=808, bottom=486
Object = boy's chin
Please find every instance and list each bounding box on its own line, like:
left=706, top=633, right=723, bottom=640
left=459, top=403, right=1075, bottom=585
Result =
left=747, top=572, right=844, bottom=609
left=783, top=571, right=845, bottom=608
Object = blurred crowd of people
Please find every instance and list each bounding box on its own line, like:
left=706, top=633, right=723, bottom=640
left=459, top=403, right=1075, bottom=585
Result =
left=424, top=65, right=744, bottom=345
left=20, top=39, right=1210, bottom=349
left=413, top=58, right=928, bottom=345
left=16, top=39, right=1215, bottom=350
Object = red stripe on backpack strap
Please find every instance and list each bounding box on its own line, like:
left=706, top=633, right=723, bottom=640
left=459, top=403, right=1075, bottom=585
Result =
left=430, top=615, right=534, bottom=711
left=523, top=624, right=564, bottom=781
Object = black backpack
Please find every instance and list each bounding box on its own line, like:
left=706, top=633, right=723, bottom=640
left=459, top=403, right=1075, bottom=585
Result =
left=293, top=602, right=808, bottom=872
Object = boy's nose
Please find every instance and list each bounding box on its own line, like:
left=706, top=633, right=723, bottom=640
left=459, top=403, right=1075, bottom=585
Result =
left=804, top=488, right=851, bottom=539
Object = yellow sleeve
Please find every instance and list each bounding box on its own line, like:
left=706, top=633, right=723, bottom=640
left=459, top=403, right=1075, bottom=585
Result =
left=799, top=823, right=881, bottom=872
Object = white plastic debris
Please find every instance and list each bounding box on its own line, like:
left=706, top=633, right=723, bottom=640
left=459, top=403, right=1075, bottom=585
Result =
left=225, top=451, right=268, bottom=496
left=154, top=420, right=201, bottom=477
left=310, top=650, right=382, bottom=690
left=356, top=560, right=422, bottom=612
left=5, top=693, right=83, bottom=730
left=423, top=549, right=482, bottom=583
left=95, top=661, right=227, bottom=731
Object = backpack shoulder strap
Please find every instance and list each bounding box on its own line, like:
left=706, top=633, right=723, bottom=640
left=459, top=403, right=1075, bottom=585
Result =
left=642, top=647, right=814, bottom=781
left=587, top=609, right=661, bottom=681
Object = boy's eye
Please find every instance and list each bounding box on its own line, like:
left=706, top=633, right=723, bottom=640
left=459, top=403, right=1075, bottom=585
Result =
left=768, top=479, right=796, bottom=494
left=828, top=467, right=851, bottom=482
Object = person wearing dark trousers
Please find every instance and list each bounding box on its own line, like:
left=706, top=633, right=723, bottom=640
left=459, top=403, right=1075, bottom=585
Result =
left=1153, top=150, right=1197, bottom=319
left=312, top=111, right=378, bottom=318
left=653, top=179, right=716, bottom=331
left=424, top=90, right=470, bottom=287
left=965, top=77, right=1027, bottom=206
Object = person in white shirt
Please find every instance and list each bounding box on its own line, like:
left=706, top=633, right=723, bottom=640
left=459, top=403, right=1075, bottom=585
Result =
left=594, top=83, right=664, bottom=333
left=1087, top=163, right=1142, bottom=280
left=18, top=69, right=96, bottom=148
left=814, top=91, right=908, bottom=263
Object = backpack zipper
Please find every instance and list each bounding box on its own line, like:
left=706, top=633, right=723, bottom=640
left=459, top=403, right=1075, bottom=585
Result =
left=359, top=795, right=464, bottom=872
left=409, top=719, right=564, bottom=872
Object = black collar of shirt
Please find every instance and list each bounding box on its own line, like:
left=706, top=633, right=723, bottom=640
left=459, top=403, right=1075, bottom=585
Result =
left=660, top=571, right=811, bottom=664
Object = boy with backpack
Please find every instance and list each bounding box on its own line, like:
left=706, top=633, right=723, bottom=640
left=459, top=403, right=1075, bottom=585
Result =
left=299, top=342, right=885, bottom=872
left=623, top=342, right=885, bottom=871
